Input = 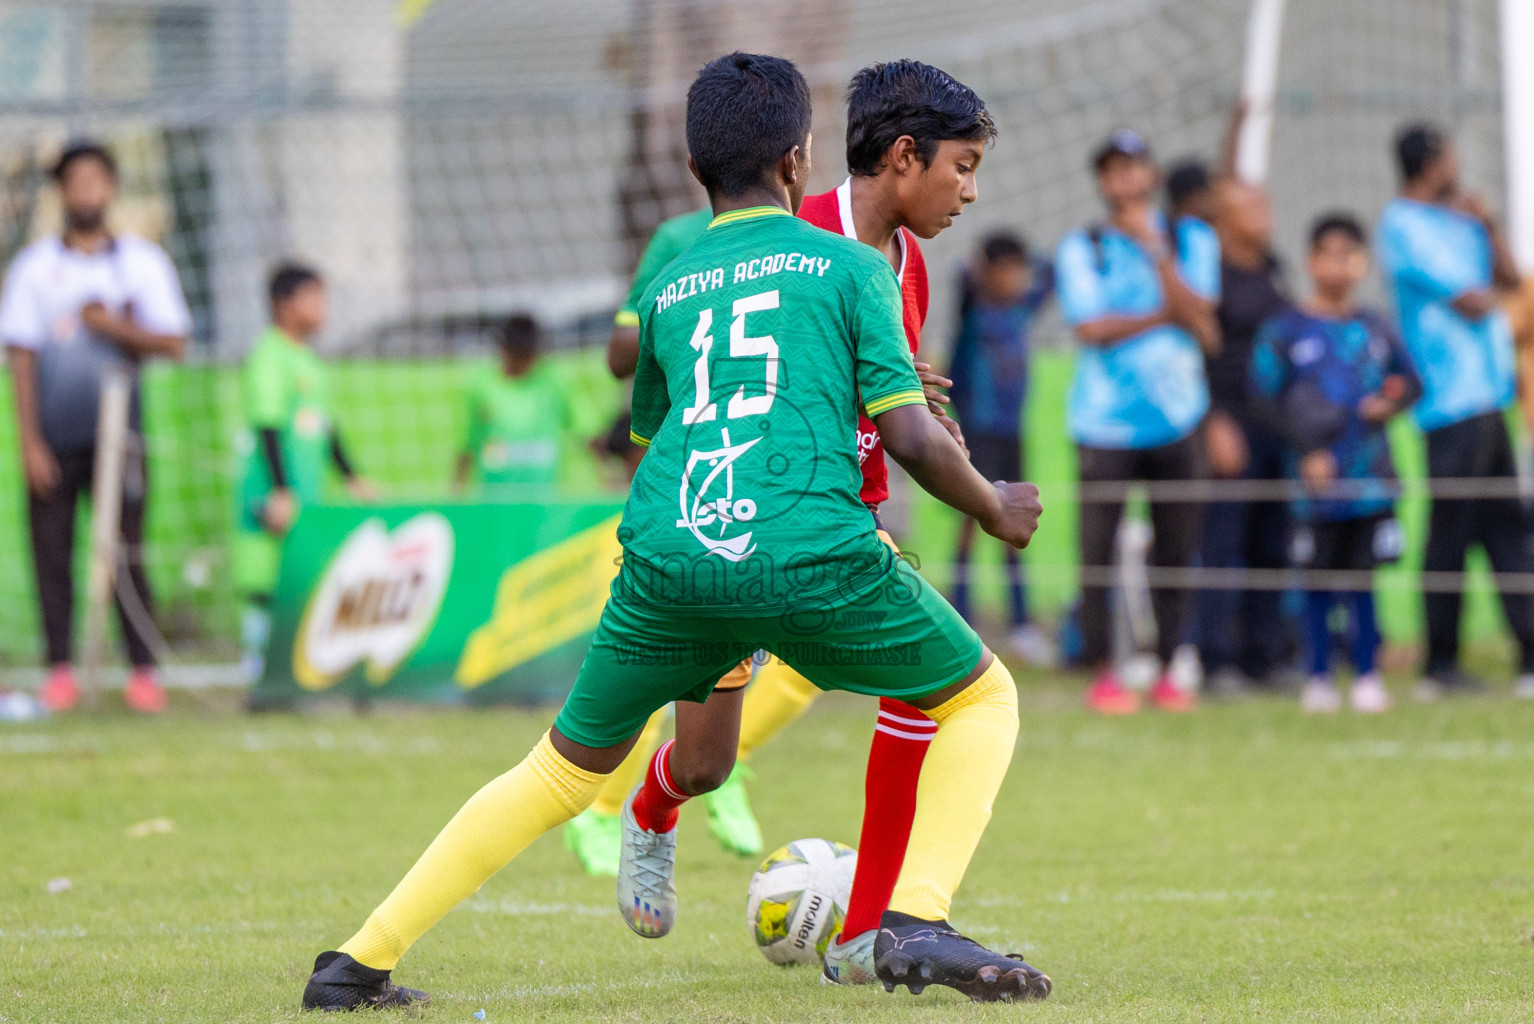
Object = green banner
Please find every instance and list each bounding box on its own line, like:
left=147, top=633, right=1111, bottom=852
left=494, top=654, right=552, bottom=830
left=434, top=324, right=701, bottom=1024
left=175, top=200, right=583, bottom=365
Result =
left=254, top=499, right=624, bottom=703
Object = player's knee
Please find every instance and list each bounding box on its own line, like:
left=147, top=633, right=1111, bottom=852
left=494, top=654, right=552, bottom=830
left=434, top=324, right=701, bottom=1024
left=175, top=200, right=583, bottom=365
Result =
left=670, top=750, right=736, bottom=795
left=927, top=655, right=1019, bottom=726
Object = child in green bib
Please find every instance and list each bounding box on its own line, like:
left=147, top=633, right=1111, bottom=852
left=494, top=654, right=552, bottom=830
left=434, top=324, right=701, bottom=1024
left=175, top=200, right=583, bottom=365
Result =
left=454, top=313, right=571, bottom=495
left=234, top=263, right=375, bottom=682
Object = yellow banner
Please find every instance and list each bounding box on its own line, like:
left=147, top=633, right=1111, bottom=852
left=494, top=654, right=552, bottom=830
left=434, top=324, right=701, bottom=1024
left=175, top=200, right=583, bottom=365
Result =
left=455, top=514, right=623, bottom=687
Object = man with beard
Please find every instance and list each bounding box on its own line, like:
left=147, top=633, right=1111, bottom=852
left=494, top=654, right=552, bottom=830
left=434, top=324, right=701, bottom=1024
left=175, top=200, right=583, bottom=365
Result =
left=1, top=142, right=191, bottom=713
left=1378, top=123, right=1533, bottom=700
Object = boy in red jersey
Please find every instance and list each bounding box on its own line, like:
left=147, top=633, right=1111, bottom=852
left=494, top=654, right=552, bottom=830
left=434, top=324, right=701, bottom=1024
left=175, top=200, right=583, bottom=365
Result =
left=621, top=59, right=1011, bottom=990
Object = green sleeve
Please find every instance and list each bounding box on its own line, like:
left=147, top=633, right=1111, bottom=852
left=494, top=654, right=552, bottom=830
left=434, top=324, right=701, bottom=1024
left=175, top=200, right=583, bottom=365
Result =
left=618, top=224, right=684, bottom=326
left=243, top=342, right=289, bottom=429
left=852, top=268, right=926, bottom=417
left=628, top=315, right=669, bottom=447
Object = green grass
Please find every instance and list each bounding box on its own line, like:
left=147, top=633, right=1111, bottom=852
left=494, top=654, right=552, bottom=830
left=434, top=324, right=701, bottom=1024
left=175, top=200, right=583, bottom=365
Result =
left=6, top=675, right=1534, bottom=1022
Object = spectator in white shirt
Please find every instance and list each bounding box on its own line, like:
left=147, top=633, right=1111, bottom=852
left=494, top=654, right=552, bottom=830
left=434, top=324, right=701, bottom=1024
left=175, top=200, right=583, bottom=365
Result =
left=0, top=142, right=191, bottom=713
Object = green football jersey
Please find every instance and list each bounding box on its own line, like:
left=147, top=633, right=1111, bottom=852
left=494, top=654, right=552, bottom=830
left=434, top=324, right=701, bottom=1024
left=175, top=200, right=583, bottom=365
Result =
left=614, top=208, right=712, bottom=328
left=460, top=361, right=571, bottom=489
left=622, top=205, right=926, bottom=613
left=237, top=326, right=333, bottom=526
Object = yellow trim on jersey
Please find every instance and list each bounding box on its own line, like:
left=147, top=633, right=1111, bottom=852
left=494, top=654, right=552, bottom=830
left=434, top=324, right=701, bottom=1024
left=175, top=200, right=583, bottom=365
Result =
left=708, top=206, right=793, bottom=230
left=628, top=430, right=652, bottom=448
left=862, top=389, right=928, bottom=418
left=614, top=310, right=640, bottom=328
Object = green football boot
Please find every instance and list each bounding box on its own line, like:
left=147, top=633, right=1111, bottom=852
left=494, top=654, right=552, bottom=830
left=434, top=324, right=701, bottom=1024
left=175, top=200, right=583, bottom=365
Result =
left=564, top=807, right=622, bottom=877
left=703, top=763, right=762, bottom=857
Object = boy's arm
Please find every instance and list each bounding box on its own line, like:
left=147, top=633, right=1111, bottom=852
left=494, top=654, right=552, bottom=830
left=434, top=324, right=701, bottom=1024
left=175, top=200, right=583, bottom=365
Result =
left=878, top=404, right=1041, bottom=547
left=1026, top=259, right=1056, bottom=311
left=244, top=345, right=296, bottom=529
left=1383, top=209, right=1502, bottom=319
left=610, top=222, right=687, bottom=379
left=1057, top=232, right=1172, bottom=347
left=854, top=268, right=1038, bottom=545
left=1451, top=192, right=1521, bottom=291
left=1377, top=316, right=1424, bottom=414
left=458, top=378, right=487, bottom=487
left=329, top=430, right=356, bottom=479
left=331, top=428, right=378, bottom=500
left=1247, top=320, right=1298, bottom=443
left=1159, top=221, right=1220, bottom=355
left=2, top=266, right=60, bottom=497
left=1253, top=335, right=1341, bottom=456
left=628, top=310, right=670, bottom=448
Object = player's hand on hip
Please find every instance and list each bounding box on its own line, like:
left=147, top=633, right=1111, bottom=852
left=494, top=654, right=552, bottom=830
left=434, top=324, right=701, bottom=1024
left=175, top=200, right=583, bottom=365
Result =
left=981, top=481, right=1043, bottom=549
left=22, top=437, right=60, bottom=498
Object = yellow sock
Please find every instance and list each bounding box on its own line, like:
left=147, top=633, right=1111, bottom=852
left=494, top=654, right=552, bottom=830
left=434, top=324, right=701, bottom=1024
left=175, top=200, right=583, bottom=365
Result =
left=590, top=707, right=668, bottom=816
left=736, top=657, right=820, bottom=762
left=888, top=658, right=1019, bottom=922
left=339, top=732, right=604, bottom=969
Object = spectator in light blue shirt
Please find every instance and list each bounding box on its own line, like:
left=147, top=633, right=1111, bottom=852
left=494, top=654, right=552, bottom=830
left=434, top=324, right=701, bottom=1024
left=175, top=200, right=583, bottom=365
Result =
left=1377, top=122, right=1533, bottom=699
left=1055, top=129, right=1222, bottom=715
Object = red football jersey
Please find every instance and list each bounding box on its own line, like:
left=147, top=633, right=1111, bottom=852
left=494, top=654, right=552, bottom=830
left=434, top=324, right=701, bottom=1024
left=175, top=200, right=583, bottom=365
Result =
left=798, top=179, right=928, bottom=506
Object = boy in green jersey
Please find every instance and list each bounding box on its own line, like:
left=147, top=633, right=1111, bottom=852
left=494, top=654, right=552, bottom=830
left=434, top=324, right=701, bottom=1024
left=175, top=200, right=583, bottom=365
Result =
left=608, top=207, right=712, bottom=377
left=234, top=264, right=375, bottom=682
left=453, top=313, right=571, bottom=494
left=303, top=53, right=1047, bottom=1011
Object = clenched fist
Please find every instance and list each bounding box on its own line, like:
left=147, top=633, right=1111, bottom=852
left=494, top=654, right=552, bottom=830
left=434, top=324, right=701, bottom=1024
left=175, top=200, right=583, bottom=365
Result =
left=980, top=480, right=1043, bottom=549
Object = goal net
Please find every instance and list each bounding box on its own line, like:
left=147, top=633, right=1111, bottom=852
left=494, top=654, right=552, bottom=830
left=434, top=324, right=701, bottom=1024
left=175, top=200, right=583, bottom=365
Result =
left=0, top=0, right=1511, bottom=666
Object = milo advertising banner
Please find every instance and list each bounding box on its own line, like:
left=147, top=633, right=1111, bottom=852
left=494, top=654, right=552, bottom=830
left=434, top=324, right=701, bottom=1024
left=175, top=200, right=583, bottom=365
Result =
left=253, top=500, right=625, bottom=703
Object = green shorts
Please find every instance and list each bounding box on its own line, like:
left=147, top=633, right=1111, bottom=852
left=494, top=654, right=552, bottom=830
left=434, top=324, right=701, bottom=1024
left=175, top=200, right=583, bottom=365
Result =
left=553, top=549, right=984, bottom=748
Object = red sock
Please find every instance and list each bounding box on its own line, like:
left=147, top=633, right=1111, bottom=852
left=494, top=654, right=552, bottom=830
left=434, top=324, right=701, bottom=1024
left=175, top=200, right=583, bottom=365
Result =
left=630, top=740, right=688, bottom=833
left=839, top=698, right=936, bottom=939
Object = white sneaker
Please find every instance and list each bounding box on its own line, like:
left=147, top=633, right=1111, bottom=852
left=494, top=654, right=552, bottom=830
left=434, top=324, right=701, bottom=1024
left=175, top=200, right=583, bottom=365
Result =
left=1348, top=672, right=1391, bottom=713
left=1008, top=625, right=1057, bottom=667
left=1169, top=643, right=1204, bottom=695
left=1515, top=675, right=1534, bottom=699
left=1300, top=677, right=1342, bottom=714
left=821, top=928, right=877, bottom=986
left=617, top=789, right=677, bottom=938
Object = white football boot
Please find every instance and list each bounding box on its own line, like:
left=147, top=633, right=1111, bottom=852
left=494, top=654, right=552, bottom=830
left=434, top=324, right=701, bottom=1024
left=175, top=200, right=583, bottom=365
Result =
left=617, top=789, right=678, bottom=938
left=821, top=928, right=878, bottom=986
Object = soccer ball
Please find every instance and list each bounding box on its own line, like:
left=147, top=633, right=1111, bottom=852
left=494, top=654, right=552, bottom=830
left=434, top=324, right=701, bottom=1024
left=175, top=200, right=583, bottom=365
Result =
left=745, top=838, right=857, bottom=966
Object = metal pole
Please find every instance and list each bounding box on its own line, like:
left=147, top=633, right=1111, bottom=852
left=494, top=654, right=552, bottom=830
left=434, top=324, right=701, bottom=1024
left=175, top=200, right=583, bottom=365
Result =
left=80, top=368, right=131, bottom=710
left=1501, top=0, right=1534, bottom=268
left=1235, top=0, right=1287, bottom=184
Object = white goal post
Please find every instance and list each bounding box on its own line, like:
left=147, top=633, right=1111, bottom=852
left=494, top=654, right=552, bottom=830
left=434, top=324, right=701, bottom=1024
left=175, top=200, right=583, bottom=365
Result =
left=1235, top=0, right=1287, bottom=184
left=1502, top=0, right=1534, bottom=269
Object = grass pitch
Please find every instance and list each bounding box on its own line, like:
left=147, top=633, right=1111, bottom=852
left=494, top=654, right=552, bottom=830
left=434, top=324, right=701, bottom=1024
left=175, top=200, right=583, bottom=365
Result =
left=5, top=674, right=1534, bottom=1022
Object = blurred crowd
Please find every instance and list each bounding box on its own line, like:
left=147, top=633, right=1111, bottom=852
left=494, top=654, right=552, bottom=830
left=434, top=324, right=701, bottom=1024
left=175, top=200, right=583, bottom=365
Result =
left=8, top=105, right=1534, bottom=717
left=949, top=110, right=1534, bottom=714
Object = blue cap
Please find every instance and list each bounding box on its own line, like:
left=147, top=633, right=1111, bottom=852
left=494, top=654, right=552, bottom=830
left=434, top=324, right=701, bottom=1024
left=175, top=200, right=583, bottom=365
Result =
left=1093, top=128, right=1151, bottom=170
